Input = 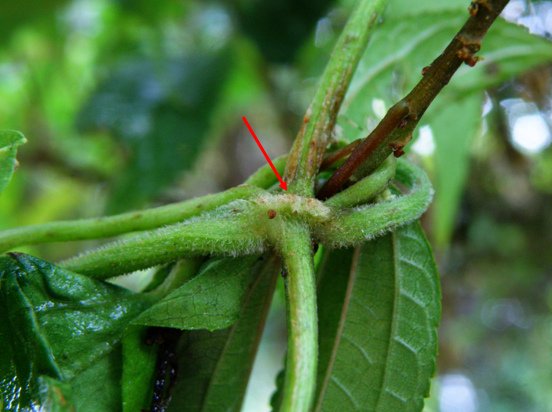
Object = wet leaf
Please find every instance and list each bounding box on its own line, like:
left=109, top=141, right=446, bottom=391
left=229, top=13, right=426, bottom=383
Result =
left=0, top=131, right=26, bottom=194
left=166, top=256, right=280, bottom=412
left=313, top=222, right=440, bottom=411
left=0, top=253, right=153, bottom=410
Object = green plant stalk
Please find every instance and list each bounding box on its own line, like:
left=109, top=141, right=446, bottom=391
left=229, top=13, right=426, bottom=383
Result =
left=277, top=222, right=318, bottom=412
left=316, top=160, right=433, bottom=247
left=0, top=185, right=264, bottom=253
left=323, top=156, right=396, bottom=209
left=284, top=0, right=389, bottom=196
left=59, top=203, right=267, bottom=279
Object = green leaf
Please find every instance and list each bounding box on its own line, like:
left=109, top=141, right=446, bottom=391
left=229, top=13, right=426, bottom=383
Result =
left=0, top=253, right=153, bottom=410
left=37, top=376, right=75, bottom=412
left=313, top=222, right=440, bottom=411
left=166, top=256, right=280, bottom=412
left=135, top=256, right=263, bottom=331
left=0, top=130, right=26, bottom=194
left=426, top=95, right=484, bottom=247
left=70, top=345, right=123, bottom=412
left=384, top=0, right=466, bottom=18
left=235, top=0, right=335, bottom=63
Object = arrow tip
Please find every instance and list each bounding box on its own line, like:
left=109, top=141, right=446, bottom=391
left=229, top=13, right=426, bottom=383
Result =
left=279, top=181, right=288, bottom=191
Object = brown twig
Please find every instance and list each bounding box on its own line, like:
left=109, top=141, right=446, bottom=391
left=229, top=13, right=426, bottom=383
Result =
left=317, top=0, right=510, bottom=199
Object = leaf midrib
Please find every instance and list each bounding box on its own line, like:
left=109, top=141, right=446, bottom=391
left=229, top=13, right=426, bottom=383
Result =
left=374, top=231, right=400, bottom=410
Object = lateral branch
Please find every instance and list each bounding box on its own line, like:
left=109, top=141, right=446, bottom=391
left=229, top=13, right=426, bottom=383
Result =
left=318, top=0, right=510, bottom=199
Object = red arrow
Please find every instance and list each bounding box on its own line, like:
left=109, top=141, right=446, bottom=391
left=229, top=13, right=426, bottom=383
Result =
left=242, top=116, right=287, bottom=191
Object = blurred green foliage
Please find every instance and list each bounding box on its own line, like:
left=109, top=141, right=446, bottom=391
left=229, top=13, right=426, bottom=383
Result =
left=1, top=0, right=552, bottom=410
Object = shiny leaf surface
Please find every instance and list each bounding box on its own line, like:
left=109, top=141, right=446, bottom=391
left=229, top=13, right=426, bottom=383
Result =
left=0, top=253, right=153, bottom=410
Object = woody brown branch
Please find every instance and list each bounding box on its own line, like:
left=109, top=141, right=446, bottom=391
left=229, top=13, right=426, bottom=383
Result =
left=317, top=0, right=510, bottom=199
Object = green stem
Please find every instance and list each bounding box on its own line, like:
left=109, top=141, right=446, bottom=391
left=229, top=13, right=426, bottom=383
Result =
left=277, top=222, right=318, bottom=412
left=59, top=201, right=268, bottom=278
left=316, top=160, right=433, bottom=247
left=0, top=185, right=263, bottom=252
left=323, top=156, right=396, bottom=209
left=284, top=0, right=389, bottom=196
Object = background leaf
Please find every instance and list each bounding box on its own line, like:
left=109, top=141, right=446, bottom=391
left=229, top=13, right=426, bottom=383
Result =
left=77, top=52, right=230, bottom=212
left=166, top=256, right=280, bottom=412
left=234, top=0, right=335, bottom=64
left=313, top=222, right=440, bottom=411
left=0, top=253, right=153, bottom=410
left=0, top=131, right=26, bottom=194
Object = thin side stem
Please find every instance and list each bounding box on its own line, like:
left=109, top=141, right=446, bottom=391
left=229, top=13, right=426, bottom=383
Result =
left=277, top=222, right=318, bottom=412
left=284, top=0, right=389, bottom=196
left=0, top=185, right=264, bottom=253
left=316, top=160, right=434, bottom=247
left=318, top=0, right=510, bottom=198
left=59, top=203, right=267, bottom=278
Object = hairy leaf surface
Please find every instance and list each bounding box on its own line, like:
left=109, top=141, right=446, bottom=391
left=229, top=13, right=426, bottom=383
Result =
left=0, top=131, right=26, bottom=194
left=0, top=253, right=153, bottom=410
left=135, top=255, right=263, bottom=331
left=166, top=256, right=280, bottom=412
left=313, top=223, right=440, bottom=411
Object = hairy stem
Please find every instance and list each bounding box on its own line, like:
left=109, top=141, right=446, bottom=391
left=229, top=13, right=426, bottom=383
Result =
left=285, top=0, right=389, bottom=196
left=0, top=181, right=271, bottom=252
left=318, top=0, right=510, bottom=198
left=59, top=203, right=267, bottom=278
left=323, top=153, right=396, bottom=209
left=316, top=160, right=433, bottom=247
left=277, top=222, right=318, bottom=412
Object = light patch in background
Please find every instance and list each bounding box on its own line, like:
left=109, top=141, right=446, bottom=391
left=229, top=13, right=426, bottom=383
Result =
left=512, top=114, right=551, bottom=154
left=62, top=0, right=105, bottom=35
left=412, top=125, right=435, bottom=156
left=439, top=374, right=478, bottom=412
left=315, top=17, right=334, bottom=48
left=501, top=98, right=552, bottom=155
left=502, top=0, right=525, bottom=21
left=371, top=98, right=387, bottom=119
